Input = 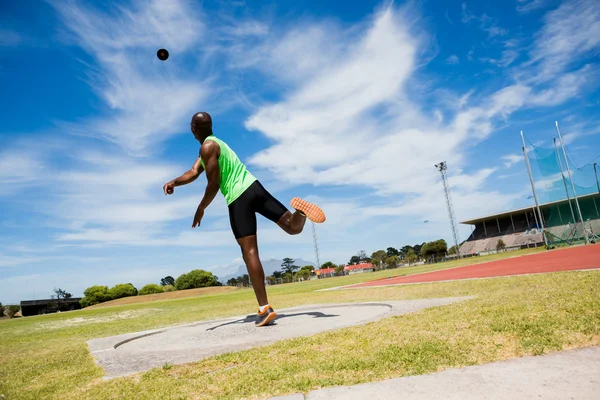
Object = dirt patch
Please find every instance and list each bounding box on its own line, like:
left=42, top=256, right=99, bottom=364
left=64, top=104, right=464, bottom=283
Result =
left=87, top=286, right=238, bottom=309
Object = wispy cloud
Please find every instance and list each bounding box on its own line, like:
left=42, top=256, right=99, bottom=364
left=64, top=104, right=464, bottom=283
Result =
left=48, top=0, right=212, bottom=156
left=516, top=0, right=550, bottom=14
left=501, top=154, right=523, bottom=169
left=231, top=5, right=534, bottom=226
left=446, top=55, right=459, bottom=64
left=461, top=3, right=507, bottom=37
left=526, top=0, right=600, bottom=84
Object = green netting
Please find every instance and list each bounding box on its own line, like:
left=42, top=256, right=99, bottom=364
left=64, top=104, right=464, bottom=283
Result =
left=525, top=138, right=599, bottom=209
left=523, top=137, right=600, bottom=245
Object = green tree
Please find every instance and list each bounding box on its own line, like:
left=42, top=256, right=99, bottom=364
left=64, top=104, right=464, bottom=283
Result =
left=420, top=239, right=448, bottom=262
left=281, top=258, right=299, bottom=275
left=80, top=285, right=112, bottom=308
left=400, top=245, right=414, bottom=259
left=163, top=285, right=176, bottom=292
left=6, top=305, right=20, bottom=318
left=108, top=283, right=138, bottom=299
left=335, top=264, right=345, bottom=276
left=227, top=277, right=238, bottom=286
left=175, top=269, right=219, bottom=290
left=385, top=255, right=400, bottom=268
left=139, top=284, right=164, bottom=295
left=160, top=276, right=175, bottom=286
left=448, top=245, right=458, bottom=255
left=0, top=302, right=5, bottom=317
left=266, top=276, right=276, bottom=285
left=321, top=261, right=336, bottom=269
left=348, top=255, right=360, bottom=265
left=282, top=272, right=293, bottom=283
left=496, top=239, right=506, bottom=252
left=297, top=265, right=314, bottom=281
left=240, top=274, right=250, bottom=286
left=298, top=270, right=311, bottom=281
left=53, top=288, right=72, bottom=300
left=272, top=271, right=283, bottom=279
left=386, top=247, right=400, bottom=257
left=371, top=250, right=387, bottom=269
left=413, top=243, right=425, bottom=259
left=406, top=249, right=418, bottom=266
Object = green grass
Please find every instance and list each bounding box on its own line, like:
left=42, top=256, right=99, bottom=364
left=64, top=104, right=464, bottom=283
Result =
left=1, top=247, right=597, bottom=400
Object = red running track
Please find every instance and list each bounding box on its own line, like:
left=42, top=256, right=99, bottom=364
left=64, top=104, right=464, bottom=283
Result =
left=350, top=243, right=600, bottom=289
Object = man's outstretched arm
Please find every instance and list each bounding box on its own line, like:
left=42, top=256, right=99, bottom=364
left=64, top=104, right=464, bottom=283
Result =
left=163, top=158, right=204, bottom=194
left=192, top=141, right=221, bottom=228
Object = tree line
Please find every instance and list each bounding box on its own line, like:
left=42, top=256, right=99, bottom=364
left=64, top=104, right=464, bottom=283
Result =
left=80, top=269, right=221, bottom=307
left=225, top=240, right=458, bottom=287
left=226, top=258, right=316, bottom=286
left=347, top=240, right=454, bottom=267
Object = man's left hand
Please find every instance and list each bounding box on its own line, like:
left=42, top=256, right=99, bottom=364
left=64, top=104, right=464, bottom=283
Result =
left=192, top=205, right=204, bottom=228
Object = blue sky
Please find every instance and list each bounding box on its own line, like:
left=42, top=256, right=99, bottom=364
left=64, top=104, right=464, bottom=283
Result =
left=1, top=0, right=599, bottom=303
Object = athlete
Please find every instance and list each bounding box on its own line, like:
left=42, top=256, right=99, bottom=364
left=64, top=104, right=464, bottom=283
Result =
left=163, top=112, right=326, bottom=327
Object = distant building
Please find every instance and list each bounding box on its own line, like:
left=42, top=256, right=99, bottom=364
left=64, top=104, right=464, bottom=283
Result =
left=314, top=268, right=336, bottom=278
left=344, top=263, right=374, bottom=274
left=20, top=298, right=82, bottom=317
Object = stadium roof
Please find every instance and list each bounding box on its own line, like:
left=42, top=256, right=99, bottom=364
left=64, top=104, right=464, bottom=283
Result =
left=460, top=193, right=598, bottom=225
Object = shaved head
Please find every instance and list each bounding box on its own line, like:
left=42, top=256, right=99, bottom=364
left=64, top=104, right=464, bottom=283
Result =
left=191, top=112, right=213, bottom=141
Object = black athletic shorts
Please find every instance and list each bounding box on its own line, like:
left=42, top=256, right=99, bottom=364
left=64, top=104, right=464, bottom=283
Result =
left=228, top=180, right=288, bottom=239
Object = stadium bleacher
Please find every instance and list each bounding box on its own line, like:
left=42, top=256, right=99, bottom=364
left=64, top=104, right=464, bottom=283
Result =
left=459, top=193, right=600, bottom=253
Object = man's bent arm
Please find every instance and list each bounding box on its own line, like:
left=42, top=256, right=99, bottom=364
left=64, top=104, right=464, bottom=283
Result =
left=171, top=158, right=204, bottom=187
left=197, top=141, right=221, bottom=210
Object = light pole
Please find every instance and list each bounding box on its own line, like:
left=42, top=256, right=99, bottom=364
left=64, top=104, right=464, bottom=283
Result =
left=424, top=220, right=431, bottom=242
left=527, top=195, right=540, bottom=230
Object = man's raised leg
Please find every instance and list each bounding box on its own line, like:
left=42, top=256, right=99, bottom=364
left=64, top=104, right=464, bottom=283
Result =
left=276, top=197, right=326, bottom=235
left=276, top=210, right=307, bottom=235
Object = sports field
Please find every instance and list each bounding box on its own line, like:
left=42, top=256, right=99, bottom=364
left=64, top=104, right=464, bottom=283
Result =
left=1, top=247, right=599, bottom=400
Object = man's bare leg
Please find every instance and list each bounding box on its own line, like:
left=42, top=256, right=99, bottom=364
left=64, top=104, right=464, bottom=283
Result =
left=237, top=235, right=268, bottom=306
left=276, top=210, right=306, bottom=235
left=237, top=235, right=277, bottom=327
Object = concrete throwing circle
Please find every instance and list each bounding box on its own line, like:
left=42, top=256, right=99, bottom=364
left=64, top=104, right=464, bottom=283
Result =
left=87, top=298, right=472, bottom=378
left=116, top=303, right=391, bottom=353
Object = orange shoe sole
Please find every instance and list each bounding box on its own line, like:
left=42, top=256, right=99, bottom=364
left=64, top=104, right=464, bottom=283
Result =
left=256, top=311, right=277, bottom=327
left=290, top=198, right=326, bottom=223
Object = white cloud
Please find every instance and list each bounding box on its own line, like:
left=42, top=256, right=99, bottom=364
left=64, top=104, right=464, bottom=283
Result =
left=502, top=154, right=523, bottom=169
left=517, top=0, right=550, bottom=14
left=0, top=152, right=45, bottom=188
left=461, top=3, right=507, bottom=37
left=233, top=6, right=533, bottom=226
left=446, top=55, right=459, bottom=64
left=529, top=65, right=596, bottom=106
left=527, top=0, right=600, bottom=83
left=0, top=254, right=44, bottom=268
left=48, top=0, right=212, bottom=156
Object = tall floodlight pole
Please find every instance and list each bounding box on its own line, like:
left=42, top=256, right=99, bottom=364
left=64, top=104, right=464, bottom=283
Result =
left=435, top=162, right=461, bottom=258
left=554, top=138, right=577, bottom=224
left=521, top=131, right=548, bottom=248
left=555, top=121, right=589, bottom=244
left=311, top=222, right=321, bottom=271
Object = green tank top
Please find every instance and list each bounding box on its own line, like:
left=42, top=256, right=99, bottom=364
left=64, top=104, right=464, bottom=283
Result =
left=200, top=135, right=257, bottom=205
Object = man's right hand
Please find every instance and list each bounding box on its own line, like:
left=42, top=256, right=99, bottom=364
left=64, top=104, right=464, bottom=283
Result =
left=163, top=181, right=175, bottom=195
